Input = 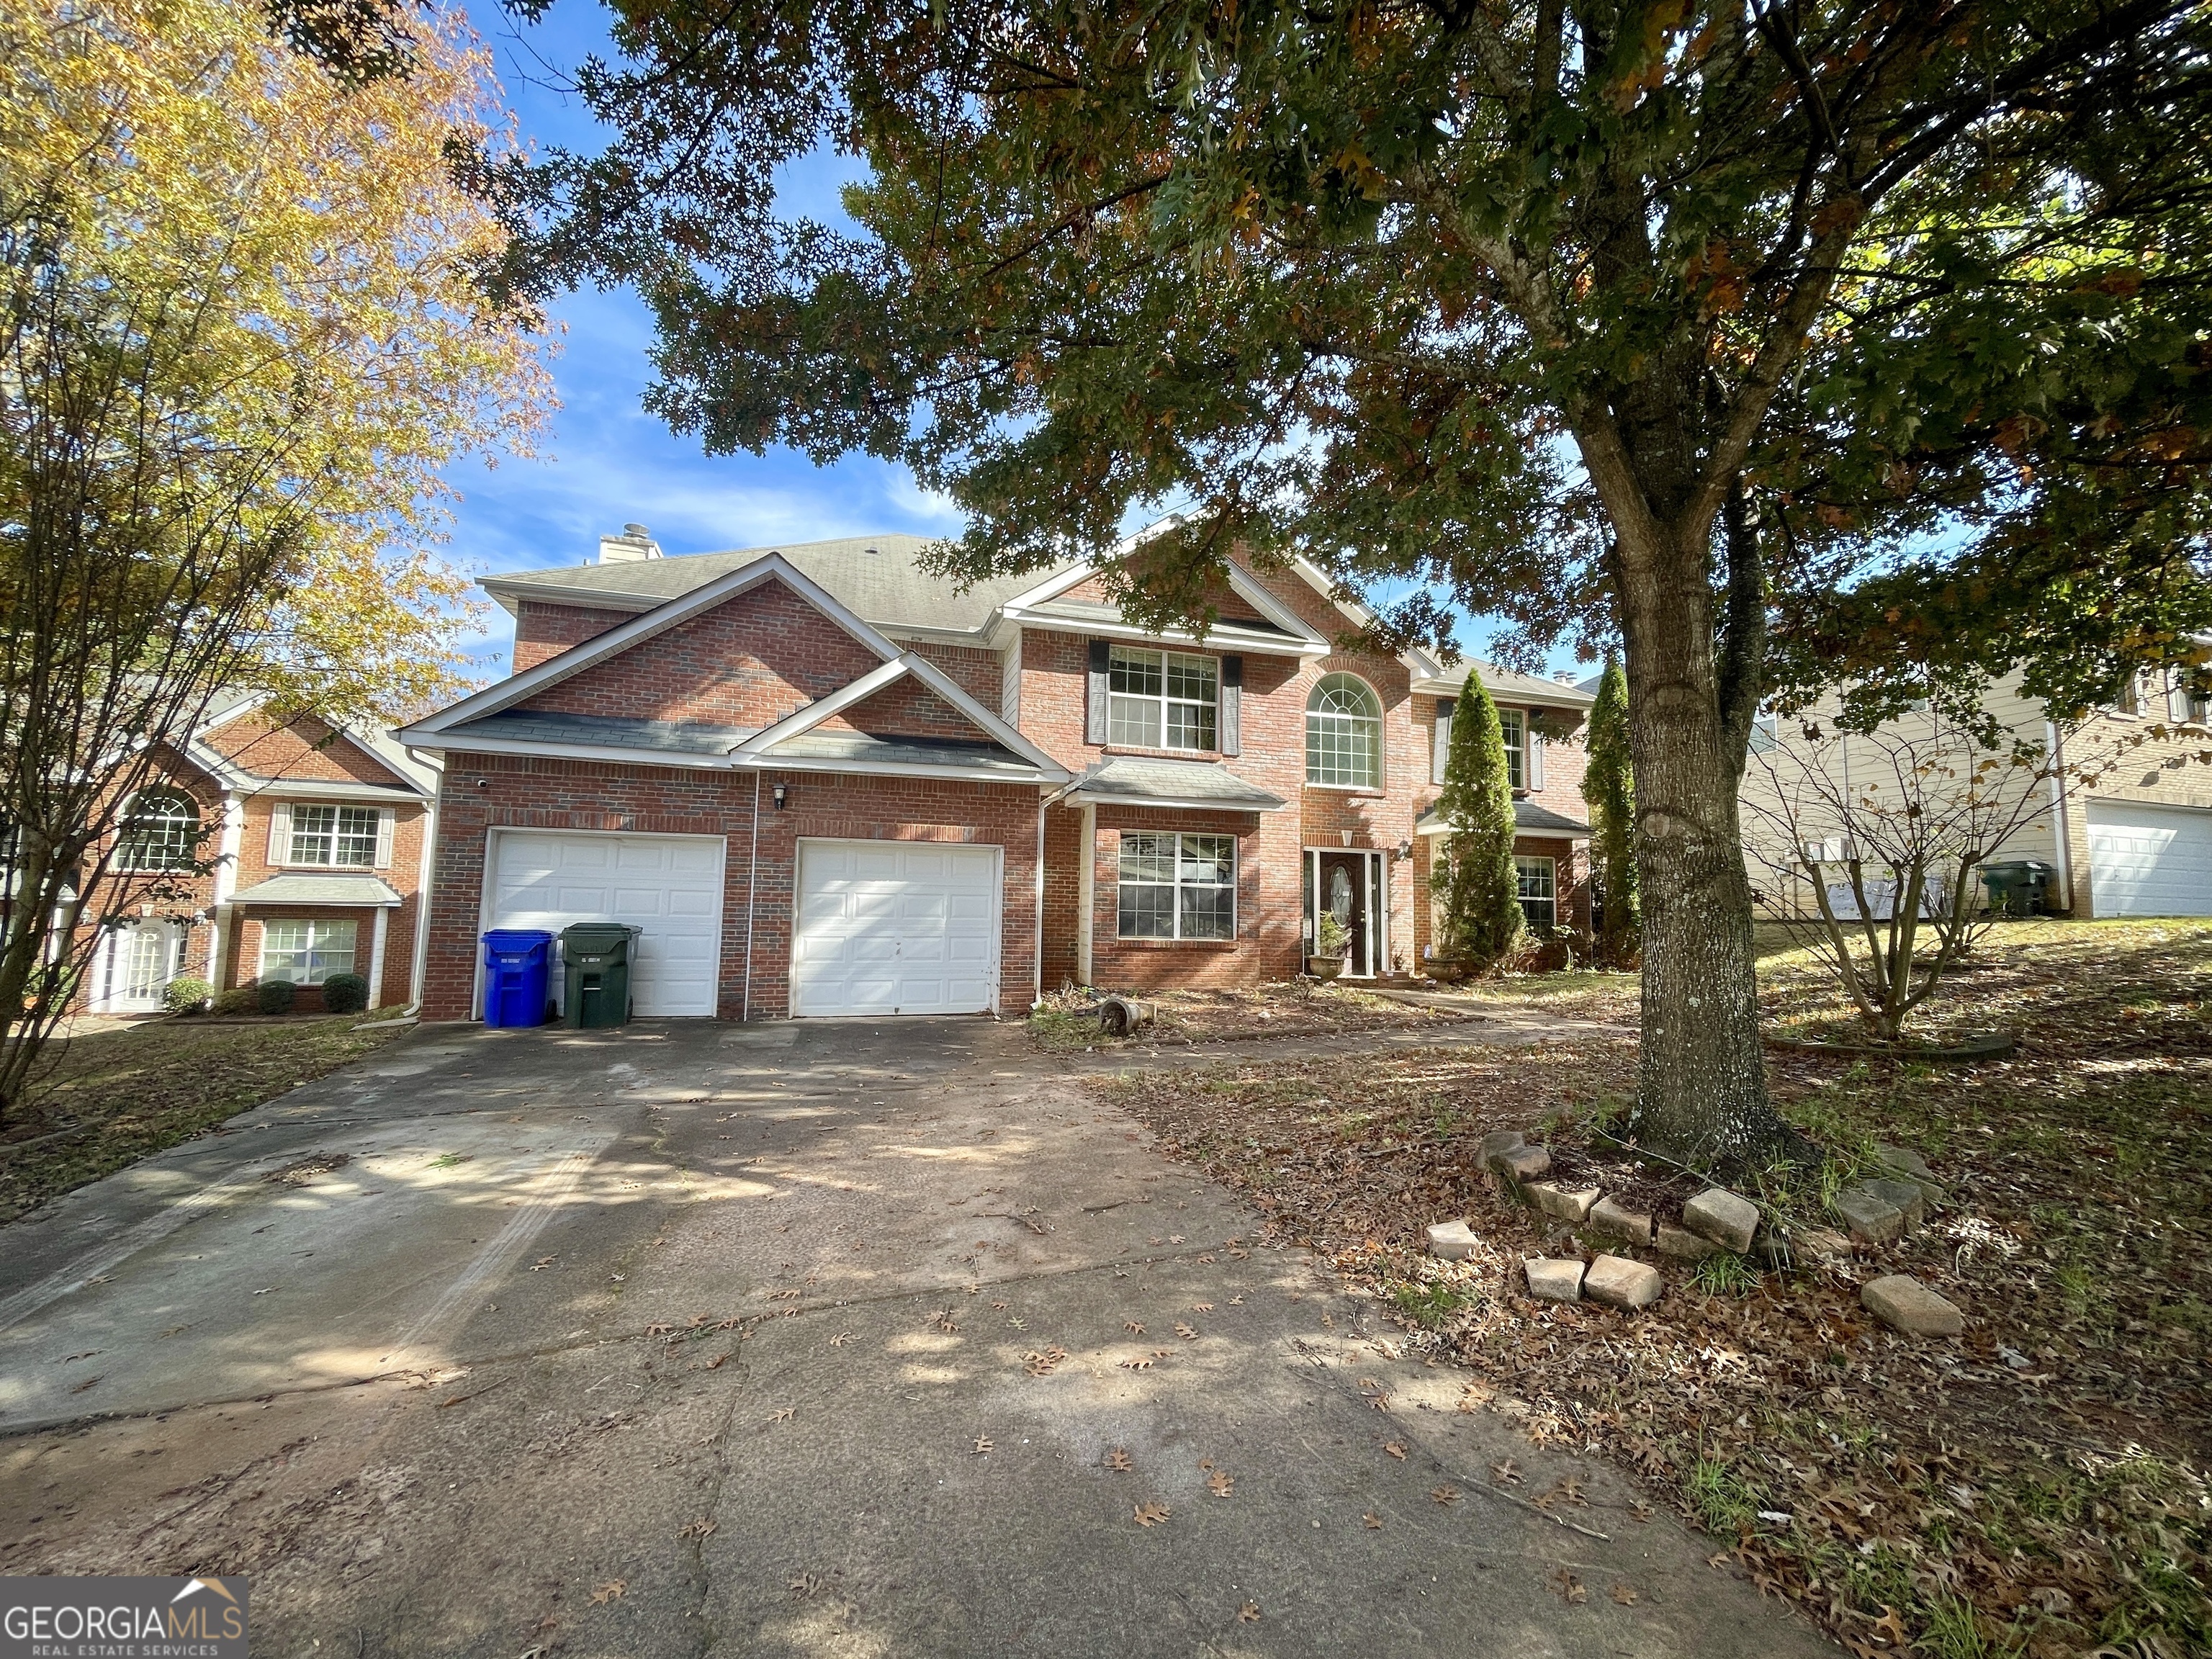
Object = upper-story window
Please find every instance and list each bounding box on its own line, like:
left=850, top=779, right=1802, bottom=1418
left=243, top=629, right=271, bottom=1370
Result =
left=1499, top=709, right=1527, bottom=790
left=1307, top=673, right=1382, bottom=788
left=2114, top=672, right=2143, bottom=716
left=288, top=804, right=379, bottom=868
left=1110, top=647, right=1218, bottom=751
left=114, top=789, right=200, bottom=871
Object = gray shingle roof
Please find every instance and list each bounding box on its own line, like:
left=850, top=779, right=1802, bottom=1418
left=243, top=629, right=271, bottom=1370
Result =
left=1064, top=757, right=1289, bottom=811
left=766, top=729, right=1039, bottom=775
left=484, top=535, right=1081, bottom=637
left=1417, top=800, right=1593, bottom=836
left=229, top=873, right=405, bottom=907
left=1424, top=661, right=1598, bottom=708
left=446, top=709, right=755, bottom=755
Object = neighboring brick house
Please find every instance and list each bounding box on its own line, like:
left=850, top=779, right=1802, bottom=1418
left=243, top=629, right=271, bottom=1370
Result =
left=397, top=523, right=1596, bottom=1022
left=78, top=694, right=439, bottom=1014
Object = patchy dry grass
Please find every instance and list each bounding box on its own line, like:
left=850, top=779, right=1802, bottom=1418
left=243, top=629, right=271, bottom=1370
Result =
left=1100, top=920, right=2212, bottom=1658
left=1028, top=979, right=1470, bottom=1051
left=0, top=1015, right=406, bottom=1221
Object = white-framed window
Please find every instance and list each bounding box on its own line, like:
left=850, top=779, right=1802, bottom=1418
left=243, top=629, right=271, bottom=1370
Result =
left=259, top=917, right=357, bottom=984
left=1749, top=710, right=1781, bottom=754
left=1108, top=647, right=1218, bottom=750
left=288, top=804, right=379, bottom=868
left=1306, top=673, right=1383, bottom=787
left=2113, top=673, right=2143, bottom=716
left=1500, top=708, right=1527, bottom=790
left=114, top=788, right=200, bottom=871
left=1516, top=855, right=1557, bottom=933
left=1118, top=832, right=1236, bottom=940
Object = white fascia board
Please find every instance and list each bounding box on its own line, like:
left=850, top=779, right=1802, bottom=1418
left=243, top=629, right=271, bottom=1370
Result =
left=181, top=735, right=258, bottom=791
left=240, top=779, right=431, bottom=804
left=479, top=577, right=660, bottom=619
left=401, top=732, right=735, bottom=773
left=406, top=553, right=902, bottom=740
left=999, top=559, right=1101, bottom=614
left=734, top=660, right=910, bottom=756
left=1409, top=669, right=1596, bottom=709
left=896, top=650, right=1070, bottom=776
left=1061, top=790, right=1289, bottom=813
left=1221, top=563, right=1331, bottom=649
left=192, top=693, right=269, bottom=739
left=1000, top=606, right=1325, bottom=659
left=740, top=752, right=1058, bottom=787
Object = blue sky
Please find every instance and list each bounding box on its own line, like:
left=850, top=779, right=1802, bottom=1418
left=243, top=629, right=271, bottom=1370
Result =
left=441, top=6, right=1572, bottom=680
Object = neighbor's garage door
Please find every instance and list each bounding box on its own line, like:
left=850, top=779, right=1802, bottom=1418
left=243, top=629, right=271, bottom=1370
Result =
left=485, top=830, right=726, bottom=1017
left=791, top=840, right=999, bottom=1016
left=2087, top=800, right=2212, bottom=917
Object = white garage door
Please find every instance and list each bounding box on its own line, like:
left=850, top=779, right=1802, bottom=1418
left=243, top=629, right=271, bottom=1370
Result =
left=792, top=840, right=1000, bottom=1017
left=2087, top=801, right=2212, bottom=917
left=485, top=831, right=725, bottom=1017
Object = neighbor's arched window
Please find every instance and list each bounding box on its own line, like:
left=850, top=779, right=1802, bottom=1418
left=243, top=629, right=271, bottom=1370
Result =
left=115, top=789, right=200, bottom=871
left=1305, top=673, right=1383, bottom=788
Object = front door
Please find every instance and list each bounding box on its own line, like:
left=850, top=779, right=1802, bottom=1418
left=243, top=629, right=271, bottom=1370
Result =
left=1318, top=851, right=1370, bottom=976
left=104, top=920, right=181, bottom=1012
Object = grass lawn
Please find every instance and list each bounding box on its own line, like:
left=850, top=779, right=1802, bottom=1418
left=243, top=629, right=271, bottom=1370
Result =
left=0, top=1015, right=407, bottom=1222
left=1100, top=919, right=2211, bottom=1658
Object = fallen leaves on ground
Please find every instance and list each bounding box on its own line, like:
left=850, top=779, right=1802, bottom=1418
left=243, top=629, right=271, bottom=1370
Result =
left=1238, top=1601, right=1262, bottom=1623
left=1207, top=1470, right=1234, bottom=1498
left=973, top=1436, right=992, bottom=1455
left=680, top=1517, right=716, bottom=1539
left=1105, top=1447, right=1132, bottom=1472
left=1383, top=1441, right=1407, bottom=1460
left=1363, top=1511, right=1383, bottom=1529
left=1099, top=921, right=2212, bottom=1658
left=1022, top=1346, right=1068, bottom=1377
left=1133, top=1501, right=1170, bottom=1527
left=1610, top=1583, right=1640, bottom=1606
left=1431, top=1485, right=1460, bottom=1505
left=1553, top=1569, right=1587, bottom=1605
left=590, top=1580, right=626, bottom=1605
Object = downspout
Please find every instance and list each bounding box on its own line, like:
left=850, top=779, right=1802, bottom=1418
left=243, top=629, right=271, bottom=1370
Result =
left=2044, top=719, right=2074, bottom=912
left=1032, top=791, right=1046, bottom=1008
left=1076, top=801, right=1097, bottom=986
left=742, top=769, right=761, bottom=1021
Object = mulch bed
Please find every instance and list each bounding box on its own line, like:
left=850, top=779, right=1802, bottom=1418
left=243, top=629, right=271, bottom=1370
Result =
left=1099, top=922, right=2212, bottom=1658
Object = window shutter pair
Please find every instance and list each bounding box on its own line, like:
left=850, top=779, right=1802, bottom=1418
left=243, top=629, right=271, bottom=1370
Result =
left=1433, top=699, right=1456, bottom=783
left=1220, top=655, right=1243, bottom=757
left=1086, top=639, right=1110, bottom=745
left=375, top=807, right=396, bottom=869
left=266, top=802, right=292, bottom=866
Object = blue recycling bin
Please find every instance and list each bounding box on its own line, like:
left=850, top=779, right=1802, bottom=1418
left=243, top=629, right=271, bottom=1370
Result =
left=482, top=929, right=556, bottom=1028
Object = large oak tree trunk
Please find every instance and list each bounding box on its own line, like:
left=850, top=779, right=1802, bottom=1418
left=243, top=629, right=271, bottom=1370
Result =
left=1613, top=518, right=1793, bottom=1169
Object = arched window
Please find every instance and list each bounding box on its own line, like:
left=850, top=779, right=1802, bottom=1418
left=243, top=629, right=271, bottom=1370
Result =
left=115, top=789, right=200, bottom=871
left=1305, top=673, right=1383, bottom=788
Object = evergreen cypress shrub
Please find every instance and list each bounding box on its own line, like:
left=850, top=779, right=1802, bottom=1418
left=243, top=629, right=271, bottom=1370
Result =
left=1581, top=657, right=1640, bottom=966
left=256, top=978, right=297, bottom=1015
left=1434, top=675, right=1524, bottom=970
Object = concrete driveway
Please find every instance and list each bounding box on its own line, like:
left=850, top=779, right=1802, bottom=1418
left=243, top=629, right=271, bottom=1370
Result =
left=0, top=1019, right=1829, bottom=1657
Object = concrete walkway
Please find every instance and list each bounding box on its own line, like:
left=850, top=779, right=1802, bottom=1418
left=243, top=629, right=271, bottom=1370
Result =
left=0, top=1019, right=1825, bottom=1657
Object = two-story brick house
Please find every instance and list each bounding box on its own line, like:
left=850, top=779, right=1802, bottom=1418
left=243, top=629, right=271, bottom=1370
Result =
left=397, top=526, right=1596, bottom=1022
left=78, top=694, right=439, bottom=1014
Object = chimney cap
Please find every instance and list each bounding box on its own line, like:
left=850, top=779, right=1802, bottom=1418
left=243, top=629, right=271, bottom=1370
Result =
left=622, top=522, right=650, bottom=539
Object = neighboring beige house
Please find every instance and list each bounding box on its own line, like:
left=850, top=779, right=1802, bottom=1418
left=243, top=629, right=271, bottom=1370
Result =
left=1740, top=667, right=2212, bottom=920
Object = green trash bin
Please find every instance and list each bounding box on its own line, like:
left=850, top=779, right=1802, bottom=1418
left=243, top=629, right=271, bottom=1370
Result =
left=1980, top=860, right=2052, bottom=917
left=560, top=922, right=639, bottom=1028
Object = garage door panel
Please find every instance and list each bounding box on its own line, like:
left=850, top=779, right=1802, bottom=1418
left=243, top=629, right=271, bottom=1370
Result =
left=486, top=830, right=725, bottom=1018
left=2087, top=801, right=2212, bottom=917
left=791, top=840, right=1000, bottom=1016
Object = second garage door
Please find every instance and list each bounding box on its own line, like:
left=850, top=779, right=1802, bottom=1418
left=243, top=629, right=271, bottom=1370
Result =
left=792, top=840, right=1000, bottom=1017
left=485, top=830, right=726, bottom=1017
left=2087, top=800, right=2212, bottom=917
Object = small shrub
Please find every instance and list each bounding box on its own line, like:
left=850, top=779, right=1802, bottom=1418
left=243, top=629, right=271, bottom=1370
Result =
left=255, top=978, right=297, bottom=1015
left=161, top=976, right=212, bottom=1015
left=320, top=973, right=369, bottom=1015
left=213, top=985, right=259, bottom=1015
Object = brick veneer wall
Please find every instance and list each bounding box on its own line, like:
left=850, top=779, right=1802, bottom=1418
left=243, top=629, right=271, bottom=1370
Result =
left=907, top=640, right=1002, bottom=706
left=227, top=796, right=429, bottom=1007
left=820, top=675, right=999, bottom=744
left=518, top=578, right=880, bottom=729
left=513, top=600, right=629, bottom=672
left=420, top=751, right=1042, bottom=1022
left=208, top=711, right=414, bottom=790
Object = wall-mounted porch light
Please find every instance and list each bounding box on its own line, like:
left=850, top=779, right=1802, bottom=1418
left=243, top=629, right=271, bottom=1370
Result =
left=772, top=783, right=788, bottom=810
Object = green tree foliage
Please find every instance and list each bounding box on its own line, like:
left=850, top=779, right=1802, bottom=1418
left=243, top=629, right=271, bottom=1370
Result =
left=1434, top=680, right=1522, bottom=971
left=1581, top=660, right=1638, bottom=966
left=487, top=0, right=2211, bottom=1164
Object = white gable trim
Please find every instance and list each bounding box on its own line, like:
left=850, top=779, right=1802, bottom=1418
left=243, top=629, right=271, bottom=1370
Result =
left=896, top=652, right=1069, bottom=776
left=399, top=553, right=903, bottom=743
left=997, top=539, right=1328, bottom=656
left=733, top=659, right=909, bottom=756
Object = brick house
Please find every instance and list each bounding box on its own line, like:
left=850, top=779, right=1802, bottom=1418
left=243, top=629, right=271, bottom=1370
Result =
left=397, top=525, right=1596, bottom=1022
left=78, top=694, right=439, bottom=1014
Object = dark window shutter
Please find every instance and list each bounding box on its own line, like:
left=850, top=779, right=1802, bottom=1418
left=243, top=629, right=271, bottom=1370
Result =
left=1086, top=639, right=1110, bottom=745
left=1433, top=698, right=1457, bottom=784
left=1219, top=655, right=1243, bottom=755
